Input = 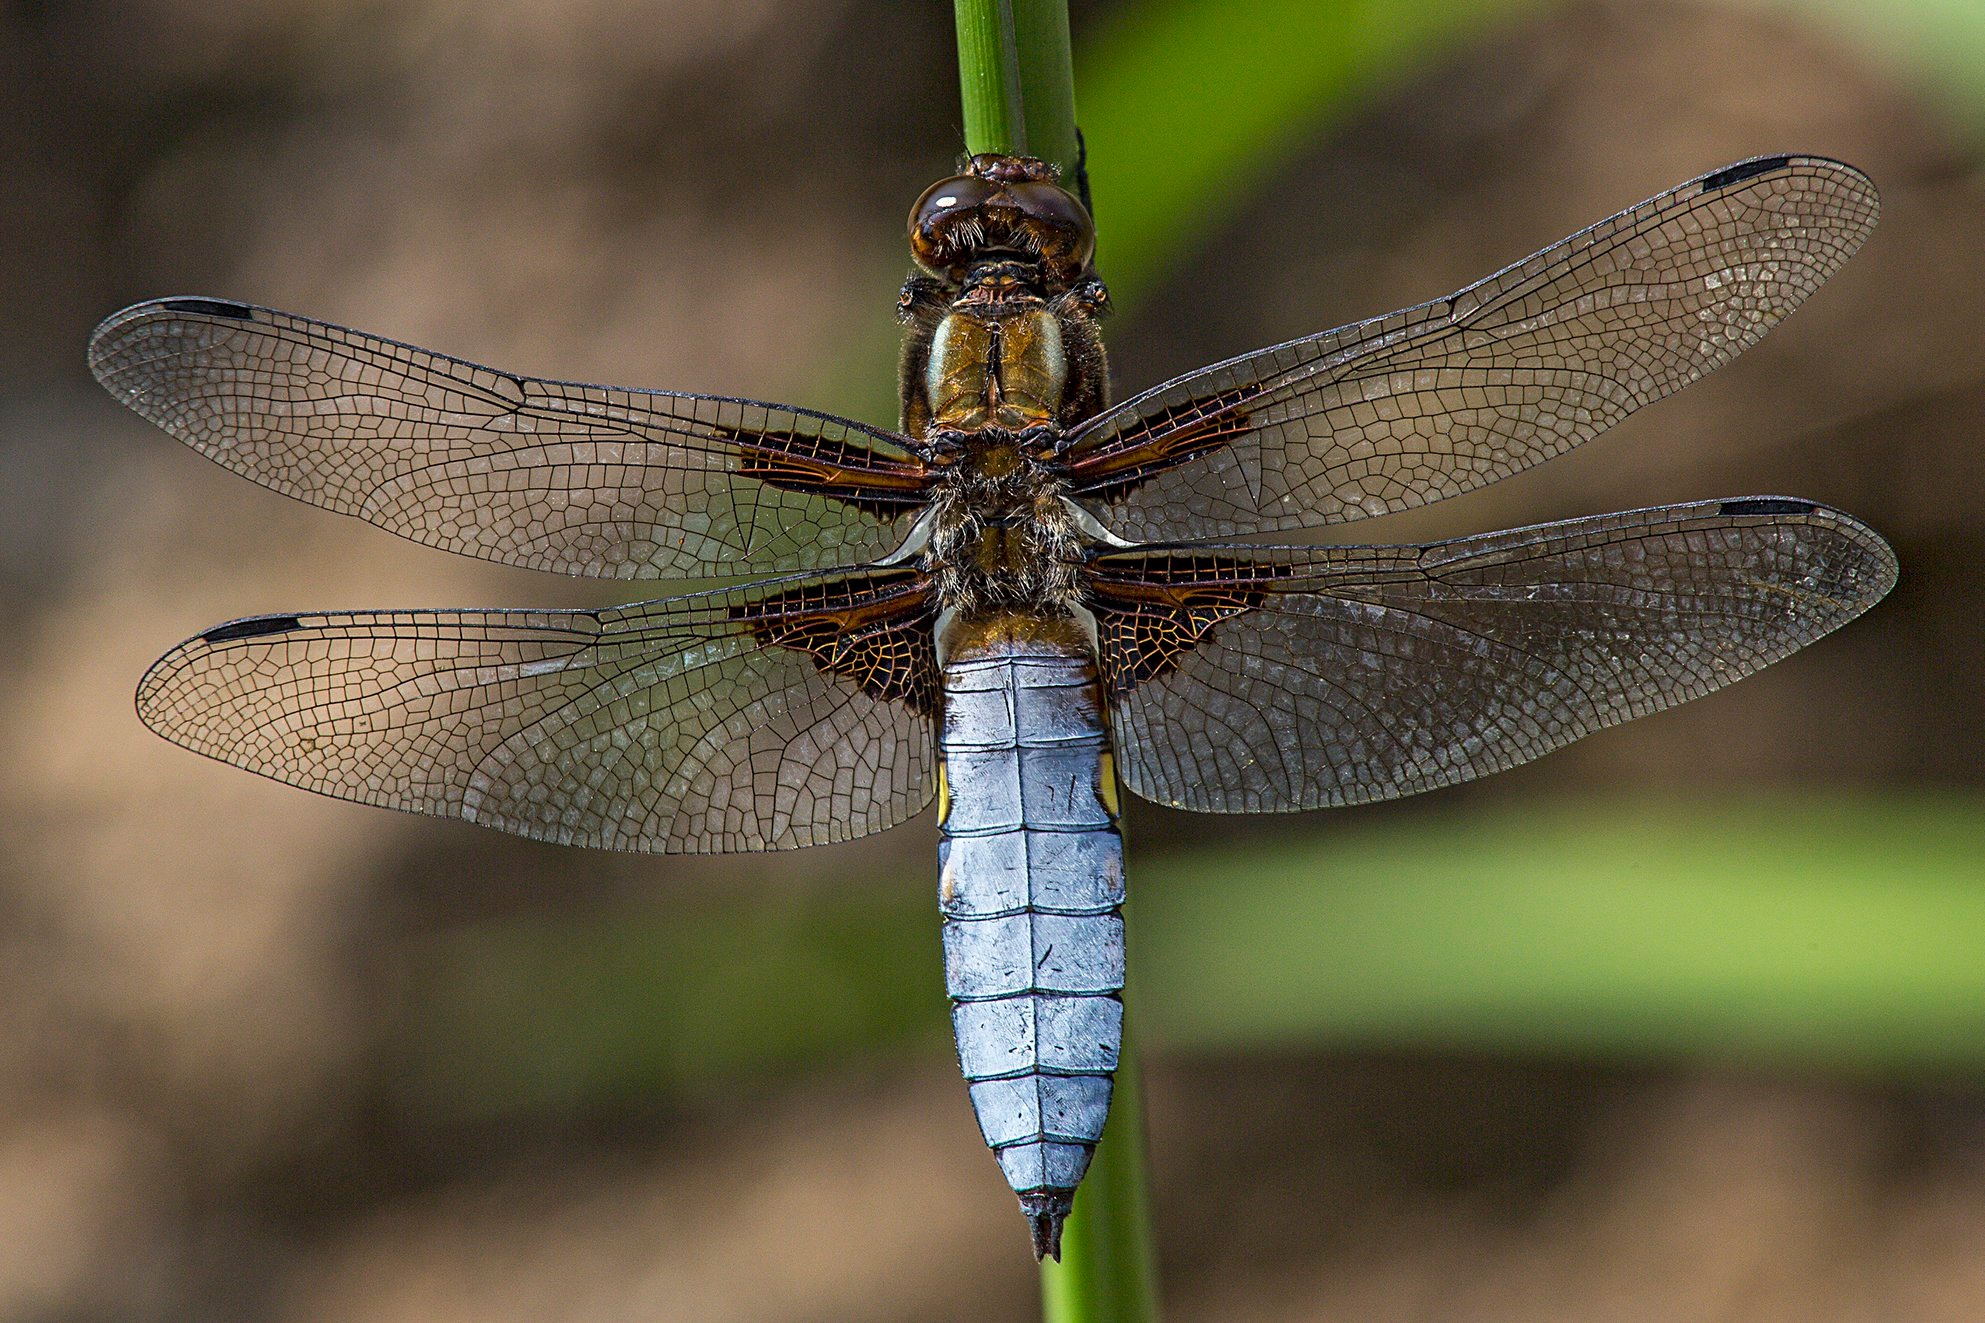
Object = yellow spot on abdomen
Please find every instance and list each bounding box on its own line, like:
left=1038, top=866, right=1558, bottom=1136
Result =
left=1096, top=751, right=1120, bottom=820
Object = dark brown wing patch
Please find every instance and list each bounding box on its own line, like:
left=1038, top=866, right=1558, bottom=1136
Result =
left=738, top=569, right=940, bottom=713
left=1085, top=554, right=1281, bottom=691
left=731, top=429, right=932, bottom=517
left=1062, top=381, right=1263, bottom=500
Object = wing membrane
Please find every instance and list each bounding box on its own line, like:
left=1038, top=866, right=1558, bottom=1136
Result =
left=90, top=298, right=930, bottom=578
left=1067, top=156, right=1879, bottom=541
left=137, top=570, right=940, bottom=852
left=1087, top=499, right=1896, bottom=812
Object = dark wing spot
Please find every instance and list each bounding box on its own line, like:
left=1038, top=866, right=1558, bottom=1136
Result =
left=727, top=426, right=931, bottom=516
left=735, top=571, right=940, bottom=713
left=1084, top=554, right=1295, bottom=694
left=161, top=298, right=256, bottom=320
left=201, top=615, right=303, bottom=644
left=1067, top=381, right=1266, bottom=500
left=1700, top=157, right=1793, bottom=192
left=1720, top=498, right=1816, bottom=517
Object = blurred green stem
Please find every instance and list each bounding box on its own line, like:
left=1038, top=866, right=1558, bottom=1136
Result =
left=1041, top=1017, right=1162, bottom=1322
left=953, top=6, right=1157, bottom=1316
left=953, top=0, right=1082, bottom=174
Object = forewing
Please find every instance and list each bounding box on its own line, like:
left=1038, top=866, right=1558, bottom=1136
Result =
left=137, top=571, right=940, bottom=852
left=1066, top=157, right=1879, bottom=540
left=90, top=298, right=930, bottom=578
left=1087, top=499, right=1895, bottom=812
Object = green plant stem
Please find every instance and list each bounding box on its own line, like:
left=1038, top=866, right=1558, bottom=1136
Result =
left=953, top=0, right=1082, bottom=174
left=952, top=6, right=1158, bottom=1316
left=1041, top=1016, right=1161, bottom=1322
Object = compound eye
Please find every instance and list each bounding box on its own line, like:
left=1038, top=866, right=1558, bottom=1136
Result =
left=908, top=175, right=996, bottom=275
left=1007, top=181, right=1096, bottom=273
left=910, top=174, right=995, bottom=230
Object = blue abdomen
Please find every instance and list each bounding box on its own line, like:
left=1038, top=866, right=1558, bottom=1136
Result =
left=936, top=615, right=1124, bottom=1257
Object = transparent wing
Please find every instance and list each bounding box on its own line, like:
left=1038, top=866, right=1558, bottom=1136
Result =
left=137, top=570, right=940, bottom=852
left=1087, top=498, right=1896, bottom=812
left=90, top=298, right=931, bottom=579
left=1066, top=156, right=1879, bottom=541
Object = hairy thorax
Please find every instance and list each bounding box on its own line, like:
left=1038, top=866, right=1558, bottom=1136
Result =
left=925, top=432, right=1083, bottom=616
left=902, top=267, right=1109, bottom=620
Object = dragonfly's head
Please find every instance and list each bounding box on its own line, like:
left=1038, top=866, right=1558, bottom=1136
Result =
left=908, top=154, right=1094, bottom=292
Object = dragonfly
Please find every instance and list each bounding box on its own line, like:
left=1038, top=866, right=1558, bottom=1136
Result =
left=91, top=152, right=1894, bottom=1259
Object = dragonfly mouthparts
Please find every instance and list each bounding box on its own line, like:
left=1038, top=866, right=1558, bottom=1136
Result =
left=1019, top=1190, right=1074, bottom=1262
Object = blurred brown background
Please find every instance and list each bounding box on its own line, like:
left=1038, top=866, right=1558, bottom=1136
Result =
left=2, top=0, right=1981, bottom=1319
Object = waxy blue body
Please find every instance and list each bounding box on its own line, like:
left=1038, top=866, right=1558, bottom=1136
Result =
left=936, top=621, right=1124, bottom=1242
